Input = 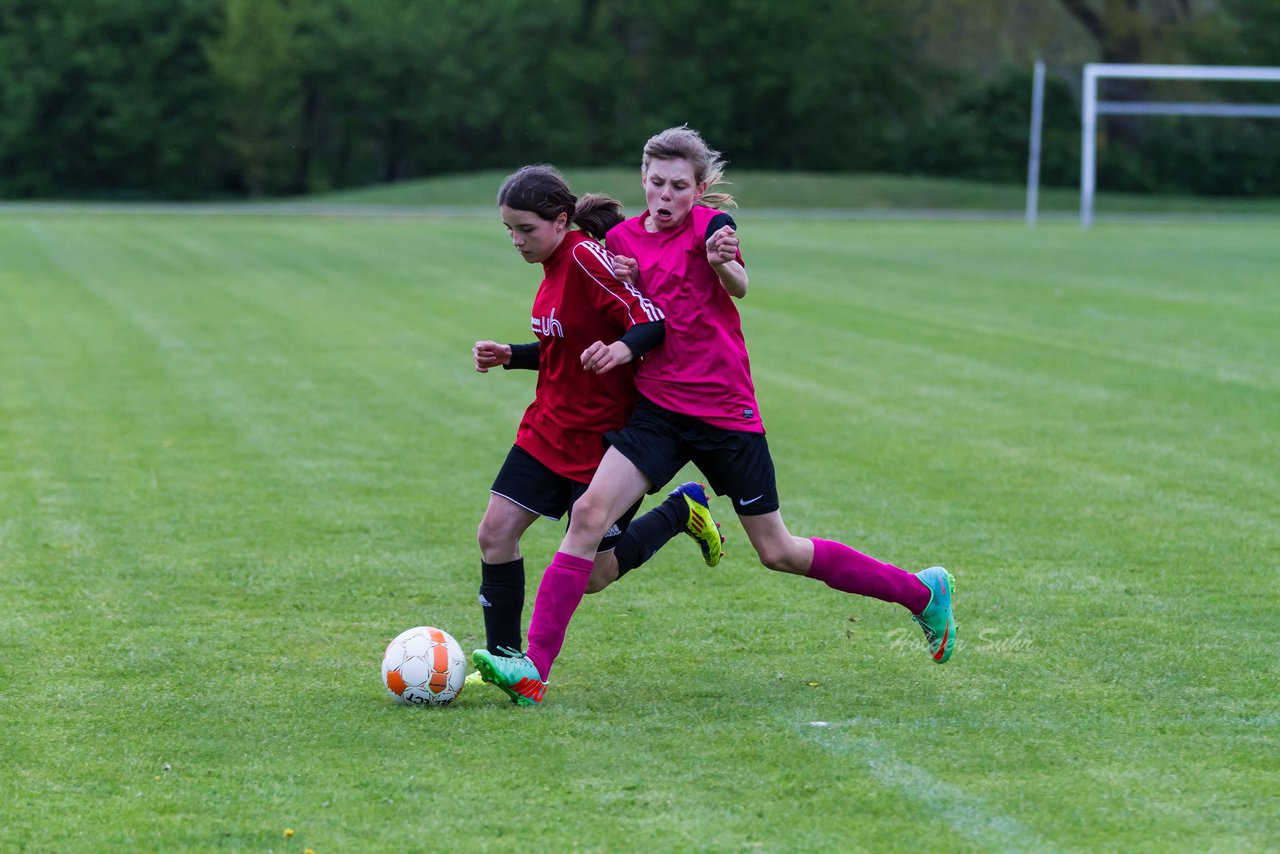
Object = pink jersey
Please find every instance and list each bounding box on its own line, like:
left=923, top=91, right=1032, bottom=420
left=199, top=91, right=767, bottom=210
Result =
left=606, top=205, right=762, bottom=432
left=515, top=230, right=664, bottom=482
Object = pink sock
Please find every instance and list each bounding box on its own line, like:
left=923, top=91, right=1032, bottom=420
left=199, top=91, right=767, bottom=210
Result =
left=525, top=551, right=594, bottom=680
left=807, top=538, right=931, bottom=614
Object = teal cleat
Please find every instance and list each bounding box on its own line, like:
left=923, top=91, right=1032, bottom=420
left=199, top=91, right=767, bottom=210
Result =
left=671, top=482, right=724, bottom=567
left=912, top=567, right=957, bottom=664
left=472, top=647, right=547, bottom=706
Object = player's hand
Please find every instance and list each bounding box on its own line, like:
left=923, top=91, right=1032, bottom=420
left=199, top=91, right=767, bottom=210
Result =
left=612, top=255, right=639, bottom=284
left=473, top=340, right=511, bottom=373
left=706, top=225, right=739, bottom=266
left=580, top=340, right=633, bottom=375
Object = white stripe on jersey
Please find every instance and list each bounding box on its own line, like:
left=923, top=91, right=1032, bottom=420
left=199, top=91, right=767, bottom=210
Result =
left=572, top=241, right=665, bottom=323
left=623, top=279, right=664, bottom=322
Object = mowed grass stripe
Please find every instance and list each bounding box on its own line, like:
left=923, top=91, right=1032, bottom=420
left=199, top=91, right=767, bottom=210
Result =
left=17, top=219, right=492, bottom=661
left=758, top=310, right=1280, bottom=536
left=746, top=232, right=1276, bottom=563
left=29, top=217, right=501, bottom=525
left=1, top=212, right=1277, bottom=850
left=2, top=221, right=183, bottom=571
left=753, top=220, right=1279, bottom=387
left=3, top=218, right=491, bottom=847
left=741, top=219, right=1277, bottom=845
left=1, top=223, right=236, bottom=833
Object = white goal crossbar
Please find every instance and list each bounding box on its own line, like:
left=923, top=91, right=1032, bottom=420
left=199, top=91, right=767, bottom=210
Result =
left=1081, top=63, right=1280, bottom=226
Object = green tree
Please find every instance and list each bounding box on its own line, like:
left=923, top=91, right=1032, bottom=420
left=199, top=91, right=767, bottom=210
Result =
left=906, top=66, right=1080, bottom=186
left=588, top=0, right=923, bottom=172
left=205, top=0, right=307, bottom=195
left=0, top=0, right=222, bottom=198
left=1054, top=0, right=1203, bottom=64
left=2, top=0, right=1269, bottom=199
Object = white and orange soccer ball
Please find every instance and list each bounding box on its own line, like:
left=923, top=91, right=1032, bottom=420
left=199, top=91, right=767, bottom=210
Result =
left=381, top=626, right=468, bottom=706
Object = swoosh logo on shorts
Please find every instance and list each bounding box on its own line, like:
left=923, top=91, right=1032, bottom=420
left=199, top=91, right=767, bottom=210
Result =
left=739, top=495, right=765, bottom=506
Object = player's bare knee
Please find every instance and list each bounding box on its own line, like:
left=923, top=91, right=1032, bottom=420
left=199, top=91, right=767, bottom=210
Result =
left=757, top=547, right=788, bottom=573
left=476, top=518, right=515, bottom=559
left=755, top=542, right=806, bottom=575
left=584, top=570, right=616, bottom=595
left=568, top=493, right=614, bottom=541
left=475, top=520, right=495, bottom=553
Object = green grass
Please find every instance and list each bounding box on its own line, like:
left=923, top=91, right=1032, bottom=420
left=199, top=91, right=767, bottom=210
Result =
left=307, top=168, right=1280, bottom=216
left=1, top=210, right=1277, bottom=851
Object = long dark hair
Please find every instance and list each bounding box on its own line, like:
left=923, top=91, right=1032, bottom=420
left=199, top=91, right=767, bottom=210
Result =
left=497, top=165, right=624, bottom=240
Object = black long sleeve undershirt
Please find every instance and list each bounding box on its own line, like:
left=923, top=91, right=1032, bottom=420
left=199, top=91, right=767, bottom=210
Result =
left=618, top=319, right=665, bottom=359
left=706, top=212, right=737, bottom=241
left=502, top=342, right=540, bottom=371
left=502, top=319, right=665, bottom=371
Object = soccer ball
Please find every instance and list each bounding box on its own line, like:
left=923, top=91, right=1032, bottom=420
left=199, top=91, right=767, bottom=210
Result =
left=381, top=626, right=468, bottom=706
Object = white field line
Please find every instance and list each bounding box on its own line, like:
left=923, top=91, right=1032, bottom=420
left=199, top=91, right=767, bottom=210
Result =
left=801, top=718, right=1052, bottom=851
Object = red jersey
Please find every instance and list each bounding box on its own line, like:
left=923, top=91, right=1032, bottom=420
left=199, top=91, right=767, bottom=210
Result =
left=606, top=205, right=762, bottom=432
left=515, top=230, right=664, bottom=482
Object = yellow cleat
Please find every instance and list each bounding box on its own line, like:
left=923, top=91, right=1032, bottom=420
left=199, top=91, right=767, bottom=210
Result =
left=671, top=482, right=724, bottom=567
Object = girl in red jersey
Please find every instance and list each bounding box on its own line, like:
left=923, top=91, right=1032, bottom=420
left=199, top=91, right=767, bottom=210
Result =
left=472, top=133, right=957, bottom=705
left=470, top=165, right=724, bottom=672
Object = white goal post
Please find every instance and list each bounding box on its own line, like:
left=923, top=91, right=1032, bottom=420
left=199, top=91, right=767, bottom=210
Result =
left=1080, top=63, right=1280, bottom=226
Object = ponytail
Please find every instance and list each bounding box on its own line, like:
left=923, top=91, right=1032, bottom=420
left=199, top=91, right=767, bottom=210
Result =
left=572, top=193, right=624, bottom=240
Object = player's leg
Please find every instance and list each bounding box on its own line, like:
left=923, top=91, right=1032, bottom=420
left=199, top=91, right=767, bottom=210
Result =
left=700, top=431, right=956, bottom=663
left=556, top=448, right=655, bottom=559
left=736, top=511, right=955, bottom=662
left=488, top=403, right=694, bottom=699
left=585, top=496, right=644, bottom=594
left=521, top=448, right=652, bottom=682
left=587, top=481, right=723, bottom=593
left=736, top=510, right=812, bottom=574
left=473, top=451, right=651, bottom=705
left=477, top=447, right=572, bottom=657
left=587, top=551, right=622, bottom=593
left=587, top=401, right=723, bottom=592
left=475, top=493, right=539, bottom=654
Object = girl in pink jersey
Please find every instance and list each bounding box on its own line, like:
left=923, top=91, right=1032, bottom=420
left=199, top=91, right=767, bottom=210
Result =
left=470, top=165, right=724, bottom=686
left=472, top=134, right=958, bottom=706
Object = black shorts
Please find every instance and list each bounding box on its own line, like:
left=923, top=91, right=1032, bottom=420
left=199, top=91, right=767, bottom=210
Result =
left=605, top=397, right=780, bottom=516
left=490, top=445, right=642, bottom=551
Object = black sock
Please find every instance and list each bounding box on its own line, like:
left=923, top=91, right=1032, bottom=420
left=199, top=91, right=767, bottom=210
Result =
left=479, top=558, right=524, bottom=654
left=613, top=493, right=688, bottom=578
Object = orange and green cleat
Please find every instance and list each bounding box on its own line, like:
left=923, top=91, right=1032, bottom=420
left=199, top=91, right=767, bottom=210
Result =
left=912, top=567, right=957, bottom=664
left=671, top=482, right=724, bottom=567
left=472, top=647, right=547, bottom=706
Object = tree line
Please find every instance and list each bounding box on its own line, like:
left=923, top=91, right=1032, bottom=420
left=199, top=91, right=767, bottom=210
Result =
left=0, top=0, right=1276, bottom=200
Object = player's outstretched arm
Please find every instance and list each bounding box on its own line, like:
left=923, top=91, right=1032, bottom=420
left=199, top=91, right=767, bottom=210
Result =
left=474, top=340, right=539, bottom=372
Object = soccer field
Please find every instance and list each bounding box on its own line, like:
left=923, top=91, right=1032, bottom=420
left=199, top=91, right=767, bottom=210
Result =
left=1, top=211, right=1277, bottom=851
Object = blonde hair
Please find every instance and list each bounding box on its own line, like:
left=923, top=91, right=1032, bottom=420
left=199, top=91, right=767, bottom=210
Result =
left=641, top=126, right=736, bottom=209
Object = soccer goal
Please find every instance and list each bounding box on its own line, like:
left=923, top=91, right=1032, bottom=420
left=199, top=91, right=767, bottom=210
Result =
left=1080, top=63, right=1280, bottom=226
